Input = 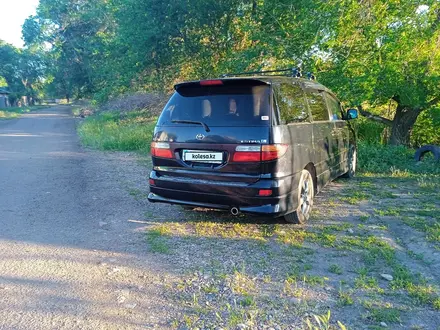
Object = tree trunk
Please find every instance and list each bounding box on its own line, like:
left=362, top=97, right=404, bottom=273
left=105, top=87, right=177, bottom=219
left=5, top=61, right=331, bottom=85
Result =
left=359, top=103, right=424, bottom=146
left=389, top=106, right=422, bottom=146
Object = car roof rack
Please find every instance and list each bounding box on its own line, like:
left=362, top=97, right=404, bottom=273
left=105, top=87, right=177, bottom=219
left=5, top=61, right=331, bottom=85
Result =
left=221, top=67, right=316, bottom=80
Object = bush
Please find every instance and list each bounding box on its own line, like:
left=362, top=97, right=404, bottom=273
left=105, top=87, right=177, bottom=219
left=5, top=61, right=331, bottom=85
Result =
left=411, top=108, right=440, bottom=147
left=353, top=117, right=388, bottom=144
left=78, top=111, right=156, bottom=152
left=357, top=141, right=440, bottom=176
left=98, top=92, right=168, bottom=116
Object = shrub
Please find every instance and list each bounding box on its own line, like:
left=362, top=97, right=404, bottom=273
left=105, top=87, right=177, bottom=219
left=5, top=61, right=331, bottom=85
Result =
left=357, top=142, right=440, bottom=176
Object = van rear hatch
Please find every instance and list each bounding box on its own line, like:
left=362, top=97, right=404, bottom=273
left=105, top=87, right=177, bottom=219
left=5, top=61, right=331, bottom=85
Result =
left=152, top=79, right=274, bottom=184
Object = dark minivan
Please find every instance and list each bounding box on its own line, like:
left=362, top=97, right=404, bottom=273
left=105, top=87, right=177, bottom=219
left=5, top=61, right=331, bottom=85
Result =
left=148, top=72, right=358, bottom=223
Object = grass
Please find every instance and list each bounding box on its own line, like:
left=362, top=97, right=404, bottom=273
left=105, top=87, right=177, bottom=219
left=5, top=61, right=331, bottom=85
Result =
left=136, top=142, right=439, bottom=328
left=146, top=229, right=170, bottom=253
left=0, top=105, right=46, bottom=119
left=354, top=275, right=384, bottom=293
left=358, top=142, right=440, bottom=176
left=367, top=306, right=401, bottom=323
left=338, top=289, right=354, bottom=306
left=329, top=264, right=343, bottom=275
left=78, top=111, right=157, bottom=152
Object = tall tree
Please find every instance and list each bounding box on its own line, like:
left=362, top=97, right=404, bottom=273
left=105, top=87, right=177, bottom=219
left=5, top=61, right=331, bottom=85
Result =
left=314, top=0, right=440, bottom=145
left=0, top=40, right=45, bottom=104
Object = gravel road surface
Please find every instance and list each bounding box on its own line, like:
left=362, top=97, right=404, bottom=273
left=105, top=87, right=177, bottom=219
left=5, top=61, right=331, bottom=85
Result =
left=0, top=107, right=177, bottom=330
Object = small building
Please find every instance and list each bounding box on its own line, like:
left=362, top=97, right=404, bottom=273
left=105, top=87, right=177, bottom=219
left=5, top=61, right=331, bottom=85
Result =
left=0, top=88, right=10, bottom=108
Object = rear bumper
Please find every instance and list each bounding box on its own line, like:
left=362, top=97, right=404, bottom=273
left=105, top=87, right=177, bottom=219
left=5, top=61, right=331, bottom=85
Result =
left=148, top=170, right=299, bottom=217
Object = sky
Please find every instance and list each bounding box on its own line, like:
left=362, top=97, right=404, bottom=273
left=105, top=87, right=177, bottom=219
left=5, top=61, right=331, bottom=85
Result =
left=0, top=0, right=40, bottom=47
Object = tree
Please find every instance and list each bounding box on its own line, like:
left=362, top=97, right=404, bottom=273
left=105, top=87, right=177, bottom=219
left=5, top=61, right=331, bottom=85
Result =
left=314, top=0, right=440, bottom=145
left=0, top=40, right=45, bottom=105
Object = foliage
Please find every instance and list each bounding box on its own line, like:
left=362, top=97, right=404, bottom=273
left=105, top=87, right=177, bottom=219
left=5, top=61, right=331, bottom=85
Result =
left=357, top=142, right=440, bottom=176
left=315, top=0, right=440, bottom=145
left=412, top=107, right=440, bottom=146
left=77, top=111, right=156, bottom=152
left=14, top=0, right=440, bottom=146
left=0, top=40, right=45, bottom=104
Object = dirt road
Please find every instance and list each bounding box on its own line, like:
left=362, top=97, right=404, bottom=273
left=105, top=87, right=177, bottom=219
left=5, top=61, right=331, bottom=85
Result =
left=0, top=107, right=177, bottom=329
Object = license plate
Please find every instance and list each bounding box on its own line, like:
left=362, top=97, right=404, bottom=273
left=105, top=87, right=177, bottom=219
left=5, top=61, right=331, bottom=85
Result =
left=183, top=150, right=223, bottom=163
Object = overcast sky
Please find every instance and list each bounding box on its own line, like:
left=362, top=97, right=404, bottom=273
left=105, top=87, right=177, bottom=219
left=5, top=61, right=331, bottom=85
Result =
left=0, top=0, right=40, bottom=47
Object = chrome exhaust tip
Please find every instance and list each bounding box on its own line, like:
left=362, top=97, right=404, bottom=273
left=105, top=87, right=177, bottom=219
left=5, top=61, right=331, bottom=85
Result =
left=230, top=207, right=239, bottom=216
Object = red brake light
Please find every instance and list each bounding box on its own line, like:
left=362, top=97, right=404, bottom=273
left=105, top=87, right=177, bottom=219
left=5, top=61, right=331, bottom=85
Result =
left=258, top=189, right=273, bottom=196
left=200, top=80, right=223, bottom=86
left=233, top=146, right=261, bottom=162
left=233, top=152, right=261, bottom=162
left=232, top=144, right=288, bottom=162
left=151, top=142, right=173, bottom=159
left=149, top=179, right=155, bottom=186
left=262, top=144, right=289, bottom=161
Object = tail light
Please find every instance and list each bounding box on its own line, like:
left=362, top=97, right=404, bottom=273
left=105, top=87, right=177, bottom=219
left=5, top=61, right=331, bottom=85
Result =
left=151, top=142, right=173, bottom=158
left=233, top=146, right=261, bottom=162
left=262, top=144, right=289, bottom=161
left=232, top=144, right=288, bottom=162
left=258, top=189, right=273, bottom=196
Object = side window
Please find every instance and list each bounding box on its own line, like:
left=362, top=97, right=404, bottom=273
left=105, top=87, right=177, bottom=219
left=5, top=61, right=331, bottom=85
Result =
left=305, top=91, right=329, bottom=121
left=325, top=93, right=342, bottom=120
left=274, top=83, right=309, bottom=124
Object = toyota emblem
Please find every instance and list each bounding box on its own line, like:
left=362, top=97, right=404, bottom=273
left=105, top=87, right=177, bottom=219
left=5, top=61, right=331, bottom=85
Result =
left=196, top=134, right=205, bottom=140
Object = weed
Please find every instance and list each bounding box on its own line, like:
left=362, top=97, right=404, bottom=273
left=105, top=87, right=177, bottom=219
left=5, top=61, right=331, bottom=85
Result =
left=338, top=289, right=354, bottom=306
left=239, top=294, right=255, bottom=307
left=360, top=215, right=369, bottom=222
left=283, top=279, right=304, bottom=298
left=374, top=208, right=400, bottom=217
left=0, top=105, right=46, bottom=120
left=228, top=271, right=255, bottom=295
left=277, top=228, right=310, bottom=247
left=355, top=275, right=384, bottom=293
left=146, top=229, right=170, bottom=253
left=367, top=307, right=401, bottom=323
left=78, top=111, right=156, bottom=152
left=329, top=264, right=343, bottom=275
left=341, top=191, right=370, bottom=204
left=305, top=310, right=347, bottom=330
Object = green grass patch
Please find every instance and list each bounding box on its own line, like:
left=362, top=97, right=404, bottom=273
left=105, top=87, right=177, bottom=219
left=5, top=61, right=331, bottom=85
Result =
left=391, top=265, right=440, bottom=308
left=78, top=111, right=157, bottom=152
left=329, top=264, right=343, bottom=275
left=367, top=306, right=401, bottom=323
left=358, top=142, right=440, bottom=176
left=287, top=265, right=328, bottom=286
left=0, top=105, right=46, bottom=119
left=338, top=289, right=354, bottom=306
left=146, top=229, right=170, bottom=253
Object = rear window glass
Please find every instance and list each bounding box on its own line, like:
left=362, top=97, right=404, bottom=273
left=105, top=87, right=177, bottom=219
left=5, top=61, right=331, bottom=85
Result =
left=157, top=85, right=271, bottom=127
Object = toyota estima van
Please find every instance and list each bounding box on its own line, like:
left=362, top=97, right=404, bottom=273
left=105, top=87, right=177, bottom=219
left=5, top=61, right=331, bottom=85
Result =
left=148, top=70, right=358, bottom=224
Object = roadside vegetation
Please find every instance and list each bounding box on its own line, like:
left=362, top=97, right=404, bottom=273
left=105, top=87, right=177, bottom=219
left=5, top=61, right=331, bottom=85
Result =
left=0, top=105, right=47, bottom=120
left=78, top=111, right=156, bottom=152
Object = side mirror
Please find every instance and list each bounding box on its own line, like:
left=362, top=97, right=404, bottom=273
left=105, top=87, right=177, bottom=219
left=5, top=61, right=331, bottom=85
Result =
left=346, top=108, right=358, bottom=120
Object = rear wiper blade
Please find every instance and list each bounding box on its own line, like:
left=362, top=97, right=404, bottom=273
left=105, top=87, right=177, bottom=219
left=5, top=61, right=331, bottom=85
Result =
left=171, top=120, right=210, bottom=132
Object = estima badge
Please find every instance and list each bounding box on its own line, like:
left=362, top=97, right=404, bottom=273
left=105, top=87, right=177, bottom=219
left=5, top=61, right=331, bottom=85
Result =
left=196, top=134, right=205, bottom=140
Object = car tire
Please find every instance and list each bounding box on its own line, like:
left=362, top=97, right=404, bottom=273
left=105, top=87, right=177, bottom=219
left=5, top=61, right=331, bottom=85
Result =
left=414, top=145, right=440, bottom=162
left=284, top=169, right=314, bottom=224
left=342, top=145, right=357, bottom=178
